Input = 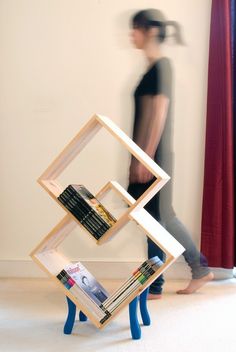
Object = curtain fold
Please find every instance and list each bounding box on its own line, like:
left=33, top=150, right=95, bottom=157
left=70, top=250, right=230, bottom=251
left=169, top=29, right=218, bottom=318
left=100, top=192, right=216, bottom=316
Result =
left=231, top=0, right=236, bottom=267
left=201, top=0, right=235, bottom=268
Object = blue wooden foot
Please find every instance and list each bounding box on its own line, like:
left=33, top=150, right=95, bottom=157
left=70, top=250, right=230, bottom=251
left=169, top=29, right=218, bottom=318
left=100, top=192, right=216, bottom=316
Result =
left=64, top=297, right=76, bottom=334
left=79, top=310, right=88, bottom=322
left=129, top=296, right=141, bottom=339
left=139, top=288, right=151, bottom=326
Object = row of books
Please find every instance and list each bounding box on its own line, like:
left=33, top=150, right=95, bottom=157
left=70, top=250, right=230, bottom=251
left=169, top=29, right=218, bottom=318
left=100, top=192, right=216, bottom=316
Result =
left=57, top=184, right=117, bottom=240
left=56, top=256, right=163, bottom=325
left=100, top=256, right=163, bottom=320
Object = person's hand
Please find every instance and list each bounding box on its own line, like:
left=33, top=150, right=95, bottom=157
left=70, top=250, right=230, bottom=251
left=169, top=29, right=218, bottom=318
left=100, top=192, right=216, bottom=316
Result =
left=129, top=158, right=153, bottom=184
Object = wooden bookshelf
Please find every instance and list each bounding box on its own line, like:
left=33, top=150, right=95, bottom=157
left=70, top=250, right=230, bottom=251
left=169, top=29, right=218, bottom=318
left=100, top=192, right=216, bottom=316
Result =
left=30, top=114, right=185, bottom=330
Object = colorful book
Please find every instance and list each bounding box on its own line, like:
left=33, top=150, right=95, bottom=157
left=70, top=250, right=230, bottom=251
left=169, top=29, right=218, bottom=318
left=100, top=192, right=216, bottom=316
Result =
left=56, top=269, right=110, bottom=321
left=63, top=262, right=110, bottom=306
left=102, top=256, right=163, bottom=313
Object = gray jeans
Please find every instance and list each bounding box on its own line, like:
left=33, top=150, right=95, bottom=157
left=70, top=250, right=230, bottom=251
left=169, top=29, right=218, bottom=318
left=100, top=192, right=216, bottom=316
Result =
left=161, top=215, right=210, bottom=279
left=149, top=152, right=210, bottom=294
left=148, top=214, right=211, bottom=295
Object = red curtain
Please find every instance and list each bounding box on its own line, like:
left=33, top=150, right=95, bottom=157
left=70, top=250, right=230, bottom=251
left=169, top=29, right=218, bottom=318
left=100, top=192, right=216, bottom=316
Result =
left=201, top=0, right=235, bottom=268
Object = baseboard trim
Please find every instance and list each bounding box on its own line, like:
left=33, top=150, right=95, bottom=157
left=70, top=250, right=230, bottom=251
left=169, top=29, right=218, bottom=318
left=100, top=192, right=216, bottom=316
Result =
left=0, top=260, right=233, bottom=280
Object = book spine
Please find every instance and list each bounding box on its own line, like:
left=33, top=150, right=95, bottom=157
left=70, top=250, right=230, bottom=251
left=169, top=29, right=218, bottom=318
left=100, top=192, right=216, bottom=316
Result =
left=99, top=311, right=112, bottom=325
left=58, top=194, right=104, bottom=239
left=60, top=201, right=100, bottom=239
left=67, top=201, right=105, bottom=236
left=103, top=265, right=152, bottom=310
left=69, top=185, right=116, bottom=227
left=69, top=201, right=108, bottom=238
left=107, top=266, right=156, bottom=313
left=61, top=188, right=111, bottom=231
left=69, top=208, right=101, bottom=239
left=79, top=185, right=117, bottom=224
left=102, top=260, right=154, bottom=307
left=103, top=257, right=163, bottom=312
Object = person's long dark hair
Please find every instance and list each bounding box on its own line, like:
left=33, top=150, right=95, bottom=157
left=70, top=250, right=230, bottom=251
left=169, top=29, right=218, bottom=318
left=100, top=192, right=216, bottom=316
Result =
left=131, top=9, right=184, bottom=44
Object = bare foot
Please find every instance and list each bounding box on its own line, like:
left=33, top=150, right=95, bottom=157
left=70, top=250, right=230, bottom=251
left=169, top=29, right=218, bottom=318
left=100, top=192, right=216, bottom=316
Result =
left=176, top=272, right=214, bottom=294
left=148, top=293, right=162, bottom=300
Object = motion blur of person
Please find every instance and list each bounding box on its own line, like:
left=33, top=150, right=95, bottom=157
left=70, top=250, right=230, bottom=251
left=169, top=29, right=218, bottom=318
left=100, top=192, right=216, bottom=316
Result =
left=127, top=9, right=214, bottom=299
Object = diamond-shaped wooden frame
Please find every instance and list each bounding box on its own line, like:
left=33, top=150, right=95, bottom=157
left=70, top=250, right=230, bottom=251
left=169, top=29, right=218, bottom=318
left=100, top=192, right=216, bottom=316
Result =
left=30, top=114, right=184, bottom=329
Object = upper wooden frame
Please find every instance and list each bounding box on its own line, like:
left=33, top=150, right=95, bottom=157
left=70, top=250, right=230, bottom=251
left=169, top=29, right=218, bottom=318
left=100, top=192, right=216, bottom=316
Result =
left=37, top=114, right=172, bottom=244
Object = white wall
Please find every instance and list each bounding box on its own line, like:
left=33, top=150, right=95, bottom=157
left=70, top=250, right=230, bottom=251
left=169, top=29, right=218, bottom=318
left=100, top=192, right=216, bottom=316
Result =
left=0, top=0, right=212, bottom=278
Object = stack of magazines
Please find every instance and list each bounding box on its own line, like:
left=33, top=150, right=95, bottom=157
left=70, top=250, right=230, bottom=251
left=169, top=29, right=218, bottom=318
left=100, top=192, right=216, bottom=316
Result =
left=57, top=262, right=112, bottom=322
left=100, top=256, right=163, bottom=321
left=57, top=184, right=116, bottom=240
left=57, top=256, right=163, bottom=325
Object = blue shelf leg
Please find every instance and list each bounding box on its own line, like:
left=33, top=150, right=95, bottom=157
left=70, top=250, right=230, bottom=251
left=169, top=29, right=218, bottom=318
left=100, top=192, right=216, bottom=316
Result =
left=64, top=290, right=149, bottom=339
left=139, top=288, right=151, bottom=326
left=129, top=296, right=141, bottom=340
left=79, top=310, right=88, bottom=322
left=64, top=297, right=76, bottom=335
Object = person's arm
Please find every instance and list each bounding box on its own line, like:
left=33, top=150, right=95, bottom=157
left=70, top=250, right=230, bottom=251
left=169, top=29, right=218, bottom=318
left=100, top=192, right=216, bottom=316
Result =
left=129, top=94, right=169, bottom=184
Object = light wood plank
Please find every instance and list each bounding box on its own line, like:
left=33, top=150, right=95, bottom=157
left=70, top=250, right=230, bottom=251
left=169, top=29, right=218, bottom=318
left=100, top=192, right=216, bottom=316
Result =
left=38, top=116, right=101, bottom=181
left=100, top=256, right=174, bottom=329
left=31, top=251, right=102, bottom=328
left=130, top=208, right=185, bottom=258
left=30, top=215, right=77, bottom=255
left=96, top=114, right=170, bottom=180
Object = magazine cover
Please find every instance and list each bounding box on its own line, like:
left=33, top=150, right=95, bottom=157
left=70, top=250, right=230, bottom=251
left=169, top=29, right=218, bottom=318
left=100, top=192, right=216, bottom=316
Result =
left=64, top=262, right=110, bottom=306
left=56, top=269, right=109, bottom=321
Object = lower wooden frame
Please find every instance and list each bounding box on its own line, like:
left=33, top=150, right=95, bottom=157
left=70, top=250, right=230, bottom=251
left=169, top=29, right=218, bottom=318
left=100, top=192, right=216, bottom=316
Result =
left=30, top=248, right=176, bottom=330
left=30, top=180, right=184, bottom=330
